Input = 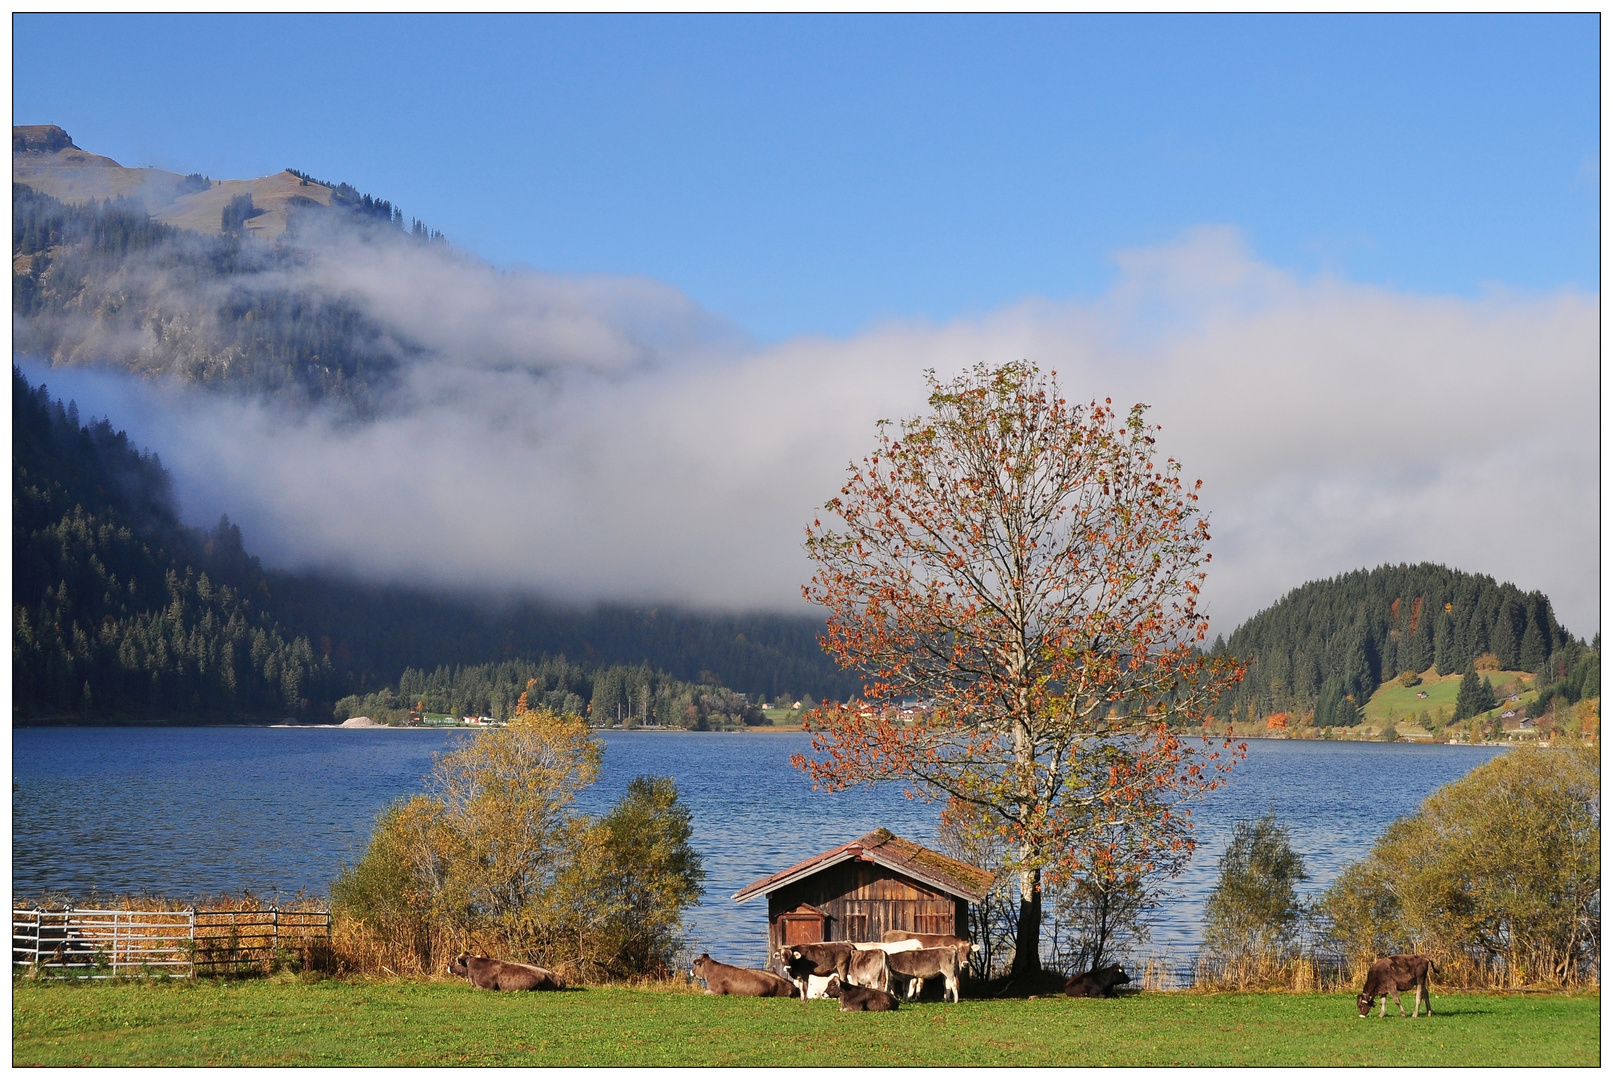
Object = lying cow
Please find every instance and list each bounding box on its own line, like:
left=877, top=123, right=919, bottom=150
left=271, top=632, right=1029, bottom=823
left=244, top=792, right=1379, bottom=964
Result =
left=448, top=953, right=565, bottom=991
left=776, top=942, right=856, bottom=1000
left=886, top=946, right=964, bottom=1003
left=1064, top=964, right=1131, bottom=998
left=691, top=953, right=797, bottom=997
left=1357, top=954, right=1434, bottom=1018
left=825, top=974, right=900, bottom=1012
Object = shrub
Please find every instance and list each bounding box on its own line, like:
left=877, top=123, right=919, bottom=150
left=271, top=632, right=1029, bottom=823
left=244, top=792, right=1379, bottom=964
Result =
left=1319, top=744, right=1599, bottom=987
left=1199, top=812, right=1309, bottom=988
left=1396, top=671, right=1422, bottom=688
left=331, top=708, right=703, bottom=980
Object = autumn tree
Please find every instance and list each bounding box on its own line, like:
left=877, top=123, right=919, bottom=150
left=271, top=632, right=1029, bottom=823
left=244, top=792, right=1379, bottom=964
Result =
left=332, top=705, right=704, bottom=979
left=797, top=361, right=1244, bottom=978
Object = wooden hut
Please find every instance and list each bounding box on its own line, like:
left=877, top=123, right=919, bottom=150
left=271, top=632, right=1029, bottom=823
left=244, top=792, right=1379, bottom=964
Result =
left=733, top=828, right=994, bottom=957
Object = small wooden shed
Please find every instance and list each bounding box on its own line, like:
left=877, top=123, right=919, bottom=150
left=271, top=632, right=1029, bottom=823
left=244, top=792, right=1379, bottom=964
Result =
left=732, top=828, right=994, bottom=958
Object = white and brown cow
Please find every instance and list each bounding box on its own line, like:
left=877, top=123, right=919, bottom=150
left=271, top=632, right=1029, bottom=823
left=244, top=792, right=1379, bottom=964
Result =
left=776, top=942, right=856, bottom=1000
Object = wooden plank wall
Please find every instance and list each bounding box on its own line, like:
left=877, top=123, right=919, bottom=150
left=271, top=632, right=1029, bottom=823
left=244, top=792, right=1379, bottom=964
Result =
left=766, top=861, right=967, bottom=958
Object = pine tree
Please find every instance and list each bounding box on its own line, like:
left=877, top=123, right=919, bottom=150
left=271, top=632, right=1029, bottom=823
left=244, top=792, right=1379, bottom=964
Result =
left=1434, top=609, right=1458, bottom=675
left=1492, top=600, right=1520, bottom=670
left=1455, top=661, right=1491, bottom=721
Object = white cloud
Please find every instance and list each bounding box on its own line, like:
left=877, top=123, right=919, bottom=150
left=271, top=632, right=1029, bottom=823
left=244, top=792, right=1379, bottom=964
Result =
left=33, top=225, right=1599, bottom=637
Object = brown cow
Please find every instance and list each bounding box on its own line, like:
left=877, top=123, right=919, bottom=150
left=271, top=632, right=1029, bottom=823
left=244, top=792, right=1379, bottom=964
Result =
left=691, top=953, right=798, bottom=997
left=448, top=953, right=565, bottom=991
left=1357, top=954, right=1434, bottom=1018
left=776, top=942, right=856, bottom=1000
left=1064, top=964, right=1130, bottom=998
left=824, top=974, right=900, bottom=1012
left=847, top=947, right=893, bottom=993
left=886, top=946, right=964, bottom=1003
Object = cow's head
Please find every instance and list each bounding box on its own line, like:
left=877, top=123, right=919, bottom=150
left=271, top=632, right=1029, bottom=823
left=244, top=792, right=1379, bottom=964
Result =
left=823, top=975, right=843, bottom=998
left=448, top=953, right=470, bottom=977
left=1356, top=992, right=1374, bottom=1017
left=691, top=953, right=711, bottom=981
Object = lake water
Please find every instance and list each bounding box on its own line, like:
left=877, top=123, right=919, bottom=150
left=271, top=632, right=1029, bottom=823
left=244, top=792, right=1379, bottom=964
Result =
left=12, top=727, right=1505, bottom=969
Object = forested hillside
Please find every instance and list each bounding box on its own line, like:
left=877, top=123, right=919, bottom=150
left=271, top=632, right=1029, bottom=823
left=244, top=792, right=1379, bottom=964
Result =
left=13, top=367, right=337, bottom=720
left=333, top=655, right=772, bottom=730
left=12, top=369, right=856, bottom=721
left=1212, top=563, right=1594, bottom=727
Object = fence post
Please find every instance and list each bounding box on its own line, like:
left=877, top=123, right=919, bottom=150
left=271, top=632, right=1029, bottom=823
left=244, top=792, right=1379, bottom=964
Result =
left=112, top=910, right=120, bottom=978
left=272, top=907, right=279, bottom=973
left=188, top=908, right=196, bottom=978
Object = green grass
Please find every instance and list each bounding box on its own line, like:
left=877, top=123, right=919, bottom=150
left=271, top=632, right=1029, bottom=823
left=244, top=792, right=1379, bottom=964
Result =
left=1364, top=668, right=1535, bottom=730
left=11, top=978, right=1598, bottom=1067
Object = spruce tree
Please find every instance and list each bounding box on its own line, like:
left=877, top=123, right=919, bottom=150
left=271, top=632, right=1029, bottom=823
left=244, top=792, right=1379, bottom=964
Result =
left=1455, top=661, right=1487, bottom=721
left=1492, top=603, right=1520, bottom=670
left=1434, top=610, right=1458, bottom=675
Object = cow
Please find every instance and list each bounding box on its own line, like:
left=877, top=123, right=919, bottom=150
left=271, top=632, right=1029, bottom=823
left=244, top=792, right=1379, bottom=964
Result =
left=886, top=946, right=965, bottom=1003
left=690, top=953, right=798, bottom=997
left=847, top=947, right=893, bottom=993
left=776, top=942, right=856, bottom=1000
left=824, top=974, right=900, bottom=1012
left=1064, top=964, right=1131, bottom=998
left=1357, top=955, right=1435, bottom=1018
left=880, top=930, right=975, bottom=967
left=448, top=953, right=565, bottom=991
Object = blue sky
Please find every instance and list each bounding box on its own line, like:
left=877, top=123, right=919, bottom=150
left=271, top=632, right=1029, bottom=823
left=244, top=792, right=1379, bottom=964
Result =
left=13, top=13, right=1598, bottom=340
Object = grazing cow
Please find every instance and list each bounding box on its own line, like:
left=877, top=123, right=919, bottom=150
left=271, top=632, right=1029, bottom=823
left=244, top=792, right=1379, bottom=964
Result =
left=690, top=953, right=798, bottom=997
left=448, top=953, right=565, bottom=991
left=1064, top=964, right=1131, bottom=998
left=1357, top=955, right=1435, bottom=1018
left=824, top=975, right=900, bottom=1012
left=776, top=942, right=856, bottom=1000
left=846, top=947, right=893, bottom=993
left=886, top=946, right=965, bottom=1003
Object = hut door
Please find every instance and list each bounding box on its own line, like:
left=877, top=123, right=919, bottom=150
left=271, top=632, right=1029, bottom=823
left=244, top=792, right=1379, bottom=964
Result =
left=777, top=905, right=827, bottom=946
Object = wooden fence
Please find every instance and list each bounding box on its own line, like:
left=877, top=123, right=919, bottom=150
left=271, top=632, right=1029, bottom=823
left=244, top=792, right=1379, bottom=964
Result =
left=12, top=907, right=331, bottom=978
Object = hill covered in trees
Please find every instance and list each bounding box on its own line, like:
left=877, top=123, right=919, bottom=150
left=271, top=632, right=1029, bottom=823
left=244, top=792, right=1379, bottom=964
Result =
left=332, top=655, right=774, bottom=730
left=12, top=368, right=856, bottom=723
left=1211, top=563, right=1596, bottom=728
left=13, top=367, right=337, bottom=720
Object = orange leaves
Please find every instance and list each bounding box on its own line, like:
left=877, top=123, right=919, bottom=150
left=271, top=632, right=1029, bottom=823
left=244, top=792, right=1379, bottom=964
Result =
left=798, top=360, right=1246, bottom=920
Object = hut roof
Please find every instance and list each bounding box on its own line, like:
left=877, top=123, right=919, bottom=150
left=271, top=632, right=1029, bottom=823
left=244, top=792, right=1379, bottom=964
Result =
left=732, top=828, right=995, bottom=904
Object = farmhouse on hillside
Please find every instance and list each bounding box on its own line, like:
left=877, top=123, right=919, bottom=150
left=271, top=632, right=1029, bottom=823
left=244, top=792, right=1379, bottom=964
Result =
left=733, top=828, right=993, bottom=957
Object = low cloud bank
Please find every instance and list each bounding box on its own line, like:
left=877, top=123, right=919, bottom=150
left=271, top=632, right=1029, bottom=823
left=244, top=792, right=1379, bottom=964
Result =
left=29, top=225, right=1599, bottom=637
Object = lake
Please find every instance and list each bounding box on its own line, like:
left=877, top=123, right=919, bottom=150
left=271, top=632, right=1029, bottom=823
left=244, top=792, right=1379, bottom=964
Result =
left=12, top=727, right=1505, bottom=969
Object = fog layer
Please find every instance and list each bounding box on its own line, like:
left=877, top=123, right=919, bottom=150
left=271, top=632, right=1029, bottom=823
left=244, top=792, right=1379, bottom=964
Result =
left=29, top=225, right=1598, bottom=636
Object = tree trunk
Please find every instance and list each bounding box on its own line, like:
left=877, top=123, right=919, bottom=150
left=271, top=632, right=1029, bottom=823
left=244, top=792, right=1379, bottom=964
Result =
left=1011, top=865, right=1043, bottom=978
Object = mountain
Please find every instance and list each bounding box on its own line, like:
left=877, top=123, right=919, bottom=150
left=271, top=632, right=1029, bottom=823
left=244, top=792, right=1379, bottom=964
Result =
left=13, top=126, right=434, bottom=411
left=11, top=368, right=857, bottom=722
left=1211, top=562, right=1593, bottom=727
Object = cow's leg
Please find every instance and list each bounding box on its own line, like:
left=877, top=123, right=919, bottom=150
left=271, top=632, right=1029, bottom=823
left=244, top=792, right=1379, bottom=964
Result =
left=1392, top=989, right=1406, bottom=1017
left=1378, top=993, right=1387, bottom=1018
left=945, top=972, right=959, bottom=1003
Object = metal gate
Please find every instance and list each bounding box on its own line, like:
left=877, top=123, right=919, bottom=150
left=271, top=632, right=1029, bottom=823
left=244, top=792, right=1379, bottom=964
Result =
left=12, top=907, right=331, bottom=978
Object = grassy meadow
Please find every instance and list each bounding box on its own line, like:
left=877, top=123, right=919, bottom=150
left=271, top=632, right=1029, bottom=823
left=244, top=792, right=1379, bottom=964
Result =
left=11, top=978, right=1598, bottom=1067
left=1362, top=667, right=1535, bottom=734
